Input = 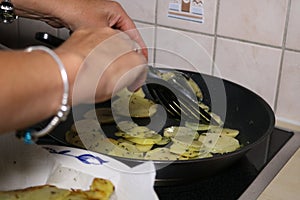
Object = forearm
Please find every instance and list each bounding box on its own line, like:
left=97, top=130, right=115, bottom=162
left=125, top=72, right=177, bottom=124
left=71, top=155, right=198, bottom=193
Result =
left=11, top=0, right=59, bottom=18
left=10, top=0, right=110, bottom=29
left=0, top=50, right=77, bottom=133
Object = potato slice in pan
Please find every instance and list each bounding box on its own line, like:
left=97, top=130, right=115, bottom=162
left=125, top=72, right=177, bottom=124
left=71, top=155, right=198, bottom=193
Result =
left=170, top=141, right=214, bottom=158
left=184, top=122, right=219, bottom=131
left=116, top=121, right=138, bottom=132
left=171, top=137, right=202, bottom=149
left=191, top=152, right=213, bottom=159
left=65, top=130, right=85, bottom=148
left=135, top=144, right=153, bottom=152
left=210, top=135, right=240, bottom=154
left=126, top=134, right=162, bottom=145
left=169, top=143, right=201, bottom=158
left=111, top=92, right=157, bottom=118
left=83, top=108, right=115, bottom=124
left=72, top=119, right=101, bottom=133
left=159, top=71, right=203, bottom=100
left=199, top=133, right=240, bottom=154
left=117, top=138, right=153, bottom=152
left=155, top=136, right=171, bottom=146
left=115, top=87, right=145, bottom=98
left=87, top=137, right=143, bottom=159
left=198, top=102, right=210, bottom=111
left=115, top=128, right=158, bottom=139
left=164, top=126, right=199, bottom=140
left=144, top=147, right=178, bottom=160
left=108, top=146, right=144, bottom=159
left=118, top=142, right=142, bottom=153
left=186, top=76, right=203, bottom=100
left=209, top=127, right=240, bottom=137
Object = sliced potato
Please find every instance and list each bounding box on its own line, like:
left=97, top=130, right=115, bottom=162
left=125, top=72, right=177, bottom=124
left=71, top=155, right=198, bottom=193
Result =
left=126, top=134, right=162, bottom=145
left=169, top=143, right=200, bottom=158
left=171, top=137, right=202, bottom=149
left=83, top=108, right=114, bottom=124
left=210, top=135, right=240, bottom=154
left=117, top=138, right=153, bottom=152
left=135, top=144, right=153, bottom=152
left=115, top=127, right=158, bottom=139
left=118, top=142, right=141, bottom=153
left=112, top=92, right=157, bottom=118
left=210, top=127, right=240, bottom=137
left=155, top=136, right=171, bottom=146
left=163, top=126, right=199, bottom=140
left=108, top=146, right=144, bottom=159
left=186, top=77, right=203, bottom=100
left=185, top=122, right=219, bottom=131
left=116, top=121, right=138, bottom=132
left=65, top=130, right=85, bottom=148
left=199, top=133, right=240, bottom=154
left=73, top=119, right=101, bottom=133
left=144, top=147, right=178, bottom=160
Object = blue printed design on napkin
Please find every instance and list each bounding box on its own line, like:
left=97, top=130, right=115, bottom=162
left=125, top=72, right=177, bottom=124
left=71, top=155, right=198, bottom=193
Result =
left=44, top=147, right=108, bottom=165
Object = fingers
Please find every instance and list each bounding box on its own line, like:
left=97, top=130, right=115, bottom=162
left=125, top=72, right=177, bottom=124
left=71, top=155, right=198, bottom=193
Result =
left=107, top=2, right=148, bottom=60
left=62, top=28, right=147, bottom=105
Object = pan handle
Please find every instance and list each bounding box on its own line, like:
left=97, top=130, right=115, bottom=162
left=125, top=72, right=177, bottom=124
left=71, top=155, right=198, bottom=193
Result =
left=35, top=32, right=65, bottom=48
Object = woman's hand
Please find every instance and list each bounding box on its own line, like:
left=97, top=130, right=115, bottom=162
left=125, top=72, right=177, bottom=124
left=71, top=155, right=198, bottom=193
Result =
left=55, top=27, right=147, bottom=105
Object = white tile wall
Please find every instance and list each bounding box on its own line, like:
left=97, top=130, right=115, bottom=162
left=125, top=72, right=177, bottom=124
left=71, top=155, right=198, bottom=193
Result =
left=116, top=0, right=156, bottom=23
left=157, top=0, right=218, bottom=34
left=218, top=0, right=289, bottom=46
left=214, top=38, right=281, bottom=108
left=155, top=26, right=213, bottom=74
left=135, top=22, right=156, bottom=65
left=276, top=50, right=300, bottom=128
left=286, top=0, right=300, bottom=51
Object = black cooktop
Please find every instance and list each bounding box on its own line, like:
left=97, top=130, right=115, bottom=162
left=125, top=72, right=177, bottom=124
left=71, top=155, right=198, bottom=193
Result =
left=154, top=128, right=293, bottom=200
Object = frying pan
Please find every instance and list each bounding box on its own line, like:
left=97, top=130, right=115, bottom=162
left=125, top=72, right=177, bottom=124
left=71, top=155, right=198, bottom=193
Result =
left=47, top=69, right=275, bottom=186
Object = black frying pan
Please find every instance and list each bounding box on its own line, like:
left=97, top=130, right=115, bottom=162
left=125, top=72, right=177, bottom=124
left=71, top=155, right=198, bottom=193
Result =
left=35, top=32, right=274, bottom=185
left=47, top=69, right=275, bottom=186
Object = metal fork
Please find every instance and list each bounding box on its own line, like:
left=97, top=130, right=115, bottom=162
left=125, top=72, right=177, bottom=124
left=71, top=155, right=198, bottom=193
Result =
left=144, top=66, right=220, bottom=125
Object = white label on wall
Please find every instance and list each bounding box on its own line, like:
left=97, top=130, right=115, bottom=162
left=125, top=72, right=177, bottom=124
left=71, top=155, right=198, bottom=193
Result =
left=168, top=0, right=204, bottom=23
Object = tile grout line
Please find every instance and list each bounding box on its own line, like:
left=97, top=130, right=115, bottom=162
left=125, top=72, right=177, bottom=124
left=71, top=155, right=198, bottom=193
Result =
left=273, top=0, right=292, bottom=113
left=153, top=0, right=158, bottom=67
left=211, top=0, right=221, bottom=76
left=138, top=19, right=300, bottom=54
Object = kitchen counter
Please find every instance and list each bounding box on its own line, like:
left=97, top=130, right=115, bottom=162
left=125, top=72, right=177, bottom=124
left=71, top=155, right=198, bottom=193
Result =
left=239, top=130, right=300, bottom=200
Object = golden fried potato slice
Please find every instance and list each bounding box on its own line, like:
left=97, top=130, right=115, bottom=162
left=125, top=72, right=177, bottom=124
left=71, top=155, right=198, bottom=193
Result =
left=126, top=134, right=162, bottom=145
left=0, top=178, right=114, bottom=200
left=144, top=147, right=178, bottom=160
left=117, top=138, right=153, bottom=152
left=155, top=136, right=171, bottom=146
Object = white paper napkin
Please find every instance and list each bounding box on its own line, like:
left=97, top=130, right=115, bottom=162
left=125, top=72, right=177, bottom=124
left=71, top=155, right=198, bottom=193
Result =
left=0, top=134, right=158, bottom=200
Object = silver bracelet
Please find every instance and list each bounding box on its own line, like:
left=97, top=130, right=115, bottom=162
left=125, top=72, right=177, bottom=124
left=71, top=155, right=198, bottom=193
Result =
left=0, top=0, right=18, bottom=24
left=17, top=46, right=70, bottom=143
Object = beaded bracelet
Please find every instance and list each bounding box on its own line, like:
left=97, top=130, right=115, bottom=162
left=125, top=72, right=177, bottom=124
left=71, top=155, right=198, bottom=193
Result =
left=16, top=46, right=70, bottom=143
